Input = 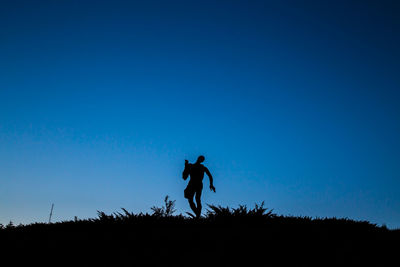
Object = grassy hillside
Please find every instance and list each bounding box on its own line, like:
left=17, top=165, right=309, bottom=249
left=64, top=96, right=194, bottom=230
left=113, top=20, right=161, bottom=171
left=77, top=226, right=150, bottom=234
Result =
left=1, top=197, right=398, bottom=266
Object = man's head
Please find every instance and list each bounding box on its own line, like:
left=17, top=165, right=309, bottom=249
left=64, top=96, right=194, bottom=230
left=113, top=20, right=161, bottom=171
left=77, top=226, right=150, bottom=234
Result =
left=197, top=155, right=205, bottom=163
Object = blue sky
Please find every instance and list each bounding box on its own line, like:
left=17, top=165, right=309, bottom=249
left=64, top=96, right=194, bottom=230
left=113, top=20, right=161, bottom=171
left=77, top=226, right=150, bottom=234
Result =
left=1, top=0, right=399, bottom=228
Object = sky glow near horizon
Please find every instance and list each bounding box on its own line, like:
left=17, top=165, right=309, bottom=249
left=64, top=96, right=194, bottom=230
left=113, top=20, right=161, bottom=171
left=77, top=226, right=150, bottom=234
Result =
left=1, top=1, right=400, bottom=228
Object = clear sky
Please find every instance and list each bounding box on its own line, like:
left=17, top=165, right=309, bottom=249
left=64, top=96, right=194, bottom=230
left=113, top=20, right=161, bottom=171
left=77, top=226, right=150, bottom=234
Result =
left=1, top=0, right=399, bottom=228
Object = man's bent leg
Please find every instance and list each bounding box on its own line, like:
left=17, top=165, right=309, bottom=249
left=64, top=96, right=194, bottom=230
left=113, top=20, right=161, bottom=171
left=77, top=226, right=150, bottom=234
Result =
left=195, top=189, right=202, bottom=218
left=188, top=197, right=197, bottom=215
left=185, top=184, right=197, bottom=216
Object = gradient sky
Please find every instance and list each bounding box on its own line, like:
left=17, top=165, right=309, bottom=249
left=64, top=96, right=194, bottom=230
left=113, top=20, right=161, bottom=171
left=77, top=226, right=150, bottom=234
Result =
left=1, top=0, right=399, bottom=228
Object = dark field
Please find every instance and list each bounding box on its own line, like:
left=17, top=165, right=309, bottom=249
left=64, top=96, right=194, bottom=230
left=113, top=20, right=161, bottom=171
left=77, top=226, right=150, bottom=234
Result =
left=1, top=201, right=398, bottom=267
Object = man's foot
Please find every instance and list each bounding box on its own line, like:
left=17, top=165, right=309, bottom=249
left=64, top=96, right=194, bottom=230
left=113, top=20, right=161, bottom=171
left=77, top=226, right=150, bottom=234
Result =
left=195, top=210, right=201, bottom=218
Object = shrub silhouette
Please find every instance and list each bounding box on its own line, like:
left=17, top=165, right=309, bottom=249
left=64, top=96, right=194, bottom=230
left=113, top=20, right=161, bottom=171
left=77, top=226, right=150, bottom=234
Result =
left=151, top=195, right=176, bottom=217
left=206, top=201, right=276, bottom=219
left=0, top=197, right=399, bottom=267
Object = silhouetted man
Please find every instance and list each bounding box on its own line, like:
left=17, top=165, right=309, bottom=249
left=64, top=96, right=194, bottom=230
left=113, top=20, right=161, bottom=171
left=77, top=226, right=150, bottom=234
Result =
left=182, top=155, right=215, bottom=218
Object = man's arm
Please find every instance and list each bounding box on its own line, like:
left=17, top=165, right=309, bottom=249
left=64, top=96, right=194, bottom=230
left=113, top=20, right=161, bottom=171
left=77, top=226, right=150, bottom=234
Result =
left=205, top=167, right=215, bottom=192
left=182, top=160, right=190, bottom=180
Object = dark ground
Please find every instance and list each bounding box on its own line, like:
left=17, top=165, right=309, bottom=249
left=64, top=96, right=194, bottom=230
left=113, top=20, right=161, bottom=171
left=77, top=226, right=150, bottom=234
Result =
left=1, top=203, right=398, bottom=266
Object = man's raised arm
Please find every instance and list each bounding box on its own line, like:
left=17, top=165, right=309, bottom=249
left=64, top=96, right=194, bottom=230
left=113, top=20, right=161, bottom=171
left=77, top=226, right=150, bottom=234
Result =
left=182, top=160, right=190, bottom=180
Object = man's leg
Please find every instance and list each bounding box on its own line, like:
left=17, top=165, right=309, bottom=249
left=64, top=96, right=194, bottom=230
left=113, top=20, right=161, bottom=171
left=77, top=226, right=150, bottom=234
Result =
left=195, top=189, right=202, bottom=218
left=188, top=196, right=197, bottom=215
left=185, top=185, right=197, bottom=215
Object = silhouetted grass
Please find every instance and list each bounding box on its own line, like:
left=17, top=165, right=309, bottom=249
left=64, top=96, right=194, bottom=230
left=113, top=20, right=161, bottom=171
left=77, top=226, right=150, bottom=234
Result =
left=1, top=197, right=398, bottom=266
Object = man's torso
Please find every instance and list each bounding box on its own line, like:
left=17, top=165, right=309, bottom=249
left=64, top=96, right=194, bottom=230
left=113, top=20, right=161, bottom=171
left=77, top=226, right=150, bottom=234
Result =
left=188, top=163, right=205, bottom=185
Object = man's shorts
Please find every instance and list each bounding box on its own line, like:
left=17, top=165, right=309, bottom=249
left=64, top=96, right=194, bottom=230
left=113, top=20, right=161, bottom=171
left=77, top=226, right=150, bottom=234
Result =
left=184, top=183, right=203, bottom=199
